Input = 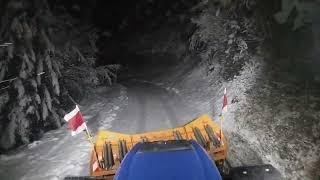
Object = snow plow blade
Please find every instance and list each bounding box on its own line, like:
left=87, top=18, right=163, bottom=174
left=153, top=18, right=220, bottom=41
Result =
left=89, top=114, right=228, bottom=177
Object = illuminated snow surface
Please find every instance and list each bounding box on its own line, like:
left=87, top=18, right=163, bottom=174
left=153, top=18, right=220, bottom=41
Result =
left=0, top=80, right=200, bottom=180
left=0, top=59, right=319, bottom=180
left=0, top=85, right=128, bottom=180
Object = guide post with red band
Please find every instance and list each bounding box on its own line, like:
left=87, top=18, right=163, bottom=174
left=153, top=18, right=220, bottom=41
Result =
left=220, top=88, right=228, bottom=145
left=63, top=104, right=102, bottom=168
left=222, top=88, right=228, bottom=114
left=64, top=105, right=87, bottom=136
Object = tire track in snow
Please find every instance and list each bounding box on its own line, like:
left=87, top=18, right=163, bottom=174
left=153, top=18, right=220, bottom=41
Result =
left=111, top=79, right=197, bottom=134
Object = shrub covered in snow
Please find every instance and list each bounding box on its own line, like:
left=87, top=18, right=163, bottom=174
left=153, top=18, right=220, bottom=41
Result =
left=0, top=0, right=119, bottom=151
left=185, top=1, right=320, bottom=179
left=155, top=1, right=320, bottom=179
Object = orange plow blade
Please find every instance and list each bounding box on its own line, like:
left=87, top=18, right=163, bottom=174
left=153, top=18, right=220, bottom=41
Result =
left=90, top=114, right=228, bottom=178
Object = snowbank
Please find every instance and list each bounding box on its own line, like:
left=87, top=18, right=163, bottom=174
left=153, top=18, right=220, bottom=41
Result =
left=137, top=5, right=320, bottom=179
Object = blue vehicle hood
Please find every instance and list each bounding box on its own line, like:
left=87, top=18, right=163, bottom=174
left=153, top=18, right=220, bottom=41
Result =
left=114, top=140, right=222, bottom=180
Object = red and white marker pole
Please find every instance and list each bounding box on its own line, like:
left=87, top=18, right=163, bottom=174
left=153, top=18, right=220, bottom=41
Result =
left=63, top=105, right=101, bottom=168
left=220, top=88, right=228, bottom=146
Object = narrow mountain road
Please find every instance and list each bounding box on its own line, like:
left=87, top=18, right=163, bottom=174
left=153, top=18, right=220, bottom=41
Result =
left=0, top=79, right=200, bottom=180
left=111, top=80, right=199, bottom=134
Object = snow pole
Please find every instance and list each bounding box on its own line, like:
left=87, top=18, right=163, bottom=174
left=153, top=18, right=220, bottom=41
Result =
left=220, top=115, right=224, bottom=146
left=84, top=125, right=102, bottom=168
left=63, top=103, right=102, bottom=168
left=67, top=93, right=78, bottom=106
left=220, top=87, right=227, bottom=146
left=84, top=124, right=94, bottom=144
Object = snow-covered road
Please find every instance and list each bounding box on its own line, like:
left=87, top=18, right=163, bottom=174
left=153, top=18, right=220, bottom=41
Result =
left=111, top=80, right=199, bottom=134
left=0, top=80, right=199, bottom=180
